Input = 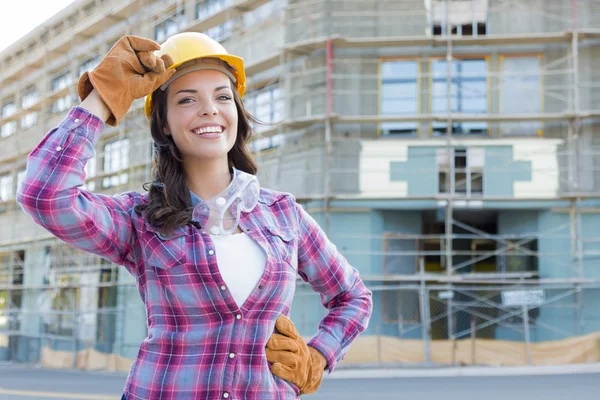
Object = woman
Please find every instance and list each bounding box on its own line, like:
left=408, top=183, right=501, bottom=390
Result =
left=17, top=32, right=372, bottom=399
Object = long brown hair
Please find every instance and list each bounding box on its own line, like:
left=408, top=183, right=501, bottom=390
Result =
left=134, top=82, right=259, bottom=236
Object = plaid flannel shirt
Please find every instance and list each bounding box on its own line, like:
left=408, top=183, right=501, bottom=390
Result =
left=16, top=107, right=372, bottom=399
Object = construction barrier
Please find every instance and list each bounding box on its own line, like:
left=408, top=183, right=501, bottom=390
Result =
left=37, top=331, right=600, bottom=372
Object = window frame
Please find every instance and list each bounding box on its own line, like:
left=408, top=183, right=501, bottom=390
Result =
left=50, top=95, right=72, bottom=114
left=83, top=155, right=97, bottom=191
left=429, top=0, right=489, bottom=37
left=154, top=14, right=180, bottom=43
left=498, top=53, right=544, bottom=137
left=102, top=138, right=130, bottom=189
left=78, top=55, right=100, bottom=77
left=381, top=232, right=420, bottom=324
left=0, top=173, right=14, bottom=202
left=428, top=55, right=491, bottom=137
left=378, top=57, right=421, bottom=137
left=50, top=70, right=72, bottom=93
left=2, top=99, right=17, bottom=118
left=0, top=121, right=17, bottom=138
left=437, top=147, right=484, bottom=197
left=196, top=0, right=232, bottom=20
left=20, top=112, right=37, bottom=130
left=22, top=85, right=39, bottom=109
left=246, top=82, right=284, bottom=152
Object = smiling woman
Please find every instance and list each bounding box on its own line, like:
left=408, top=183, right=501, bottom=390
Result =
left=16, top=32, right=372, bottom=400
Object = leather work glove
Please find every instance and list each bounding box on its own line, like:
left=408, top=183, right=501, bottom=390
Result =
left=78, top=35, right=175, bottom=126
left=266, top=315, right=328, bottom=395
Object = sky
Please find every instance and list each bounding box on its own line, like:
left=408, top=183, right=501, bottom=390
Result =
left=0, top=0, right=77, bottom=52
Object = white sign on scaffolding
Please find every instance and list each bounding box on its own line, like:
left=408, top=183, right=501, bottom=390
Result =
left=501, top=289, right=545, bottom=306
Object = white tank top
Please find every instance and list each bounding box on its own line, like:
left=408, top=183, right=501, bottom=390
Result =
left=210, top=233, right=267, bottom=307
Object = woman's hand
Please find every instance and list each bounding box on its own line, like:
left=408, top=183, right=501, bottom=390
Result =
left=266, top=315, right=328, bottom=395
left=77, top=35, right=175, bottom=126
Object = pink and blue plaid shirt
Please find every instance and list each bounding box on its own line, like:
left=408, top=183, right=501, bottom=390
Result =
left=17, top=107, right=373, bottom=399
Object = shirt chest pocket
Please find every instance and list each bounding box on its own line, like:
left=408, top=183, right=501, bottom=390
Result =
left=265, top=225, right=297, bottom=270
left=142, top=223, right=188, bottom=270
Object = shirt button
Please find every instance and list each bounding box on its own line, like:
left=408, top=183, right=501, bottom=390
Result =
left=210, top=226, right=220, bottom=235
left=74, top=118, right=80, bottom=123
left=220, top=285, right=226, bottom=291
left=223, top=392, right=229, bottom=399
left=229, top=352, right=235, bottom=359
left=216, top=197, right=226, bottom=206
left=55, top=146, right=62, bottom=151
left=236, top=314, right=241, bottom=320
left=208, top=250, right=215, bottom=256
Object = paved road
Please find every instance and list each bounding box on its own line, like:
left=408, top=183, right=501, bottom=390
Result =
left=0, top=364, right=598, bottom=399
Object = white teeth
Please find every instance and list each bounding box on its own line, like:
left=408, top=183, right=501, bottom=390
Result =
left=193, top=126, right=223, bottom=135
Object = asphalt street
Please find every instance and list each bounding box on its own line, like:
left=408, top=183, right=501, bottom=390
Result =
left=0, top=364, right=598, bottom=399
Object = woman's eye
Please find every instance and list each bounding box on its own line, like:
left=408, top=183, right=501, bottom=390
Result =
left=217, top=95, right=231, bottom=101
left=178, top=97, right=194, bottom=104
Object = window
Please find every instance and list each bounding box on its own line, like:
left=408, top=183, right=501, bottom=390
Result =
left=0, top=251, right=23, bottom=331
left=382, top=288, right=420, bottom=324
left=21, top=112, right=37, bottom=130
left=380, top=60, right=419, bottom=136
left=103, top=139, right=129, bottom=188
left=22, top=85, right=38, bottom=109
left=78, top=56, right=99, bottom=76
left=197, top=0, right=233, bottom=41
left=0, top=121, right=16, bottom=138
left=437, top=147, right=484, bottom=195
left=2, top=100, right=16, bottom=118
left=205, top=20, right=233, bottom=42
left=431, top=58, right=488, bottom=136
left=382, top=233, right=420, bottom=324
left=197, top=0, right=232, bottom=20
left=83, top=155, right=97, bottom=191
left=243, top=0, right=283, bottom=27
left=50, top=70, right=72, bottom=92
left=96, top=261, right=118, bottom=351
left=1, top=100, right=17, bottom=137
left=245, top=85, right=283, bottom=151
left=428, top=0, right=488, bottom=36
left=155, top=15, right=179, bottom=43
left=51, top=95, right=72, bottom=114
left=249, top=134, right=284, bottom=152
left=0, top=290, right=7, bottom=330
left=500, top=56, right=542, bottom=136
left=0, top=174, right=13, bottom=201
left=46, top=275, right=79, bottom=337
left=245, top=85, right=282, bottom=131
left=16, top=169, right=26, bottom=192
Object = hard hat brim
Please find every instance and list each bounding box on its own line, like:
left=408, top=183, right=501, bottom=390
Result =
left=144, top=53, right=246, bottom=119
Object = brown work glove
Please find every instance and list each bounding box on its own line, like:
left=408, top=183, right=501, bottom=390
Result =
left=266, top=315, right=328, bottom=395
left=77, top=35, right=175, bottom=126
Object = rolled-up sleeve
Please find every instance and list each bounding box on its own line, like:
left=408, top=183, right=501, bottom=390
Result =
left=16, top=107, right=138, bottom=270
left=294, top=203, right=373, bottom=373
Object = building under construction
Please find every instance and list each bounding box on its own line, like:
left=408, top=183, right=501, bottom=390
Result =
left=0, top=0, right=599, bottom=370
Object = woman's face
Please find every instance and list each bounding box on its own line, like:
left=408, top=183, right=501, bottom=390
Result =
left=164, top=69, right=238, bottom=163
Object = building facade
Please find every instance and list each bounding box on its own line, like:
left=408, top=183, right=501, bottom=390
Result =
left=0, top=0, right=599, bottom=368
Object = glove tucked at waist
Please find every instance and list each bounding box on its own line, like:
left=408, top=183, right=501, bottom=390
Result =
left=266, top=315, right=328, bottom=395
left=78, top=35, right=175, bottom=126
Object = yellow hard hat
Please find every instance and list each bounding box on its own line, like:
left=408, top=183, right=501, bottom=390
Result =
left=144, top=32, right=246, bottom=119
